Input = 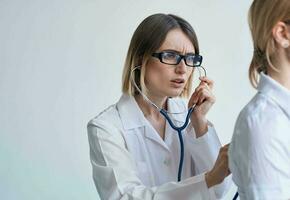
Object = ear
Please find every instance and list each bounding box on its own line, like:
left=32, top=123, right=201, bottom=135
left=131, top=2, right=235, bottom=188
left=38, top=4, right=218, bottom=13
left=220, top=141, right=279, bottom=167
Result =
left=272, top=21, right=290, bottom=48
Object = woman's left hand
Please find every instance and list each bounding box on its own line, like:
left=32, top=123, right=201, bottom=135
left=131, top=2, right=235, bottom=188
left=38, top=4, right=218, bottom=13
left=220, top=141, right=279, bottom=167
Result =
left=188, top=76, right=215, bottom=137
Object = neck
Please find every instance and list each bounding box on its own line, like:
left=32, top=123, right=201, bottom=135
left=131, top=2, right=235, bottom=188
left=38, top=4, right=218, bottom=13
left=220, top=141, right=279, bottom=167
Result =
left=268, top=50, right=290, bottom=90
left=135, top=94, right=167, bottom=118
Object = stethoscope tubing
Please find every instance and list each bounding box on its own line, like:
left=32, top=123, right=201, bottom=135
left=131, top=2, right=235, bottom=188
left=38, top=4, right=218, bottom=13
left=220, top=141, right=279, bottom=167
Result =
left=160, top=107, right=194, bottom=181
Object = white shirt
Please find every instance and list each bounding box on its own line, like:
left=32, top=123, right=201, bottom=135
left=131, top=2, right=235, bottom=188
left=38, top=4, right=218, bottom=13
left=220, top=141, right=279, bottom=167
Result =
left=229, top=73, right=290, bottom=199
left=88, top=94, right=231, bottom=200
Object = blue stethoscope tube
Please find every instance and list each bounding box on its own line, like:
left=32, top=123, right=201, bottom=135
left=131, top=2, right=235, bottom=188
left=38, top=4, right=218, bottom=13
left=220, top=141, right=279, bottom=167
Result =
left=233, top=192, right=239, bottom=200
left=160, top=107, right=194, bottom=181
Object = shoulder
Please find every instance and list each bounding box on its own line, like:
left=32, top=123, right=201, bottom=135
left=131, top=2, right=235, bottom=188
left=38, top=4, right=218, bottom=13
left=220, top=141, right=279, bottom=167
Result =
left=234, top=92, right=288, bottom=143
left=87, top=103, right=123, bottom=138
left=239, top=92, right=284, bottom=124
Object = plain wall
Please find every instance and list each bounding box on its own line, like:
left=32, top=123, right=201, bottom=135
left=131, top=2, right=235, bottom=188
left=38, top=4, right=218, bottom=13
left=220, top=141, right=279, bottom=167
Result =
left=0, top=0, right=254, bottom=199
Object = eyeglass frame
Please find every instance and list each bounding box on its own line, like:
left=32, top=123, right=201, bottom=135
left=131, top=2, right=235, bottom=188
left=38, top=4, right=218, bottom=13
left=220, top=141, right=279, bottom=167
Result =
left=151, top=51, right=203, bottom=67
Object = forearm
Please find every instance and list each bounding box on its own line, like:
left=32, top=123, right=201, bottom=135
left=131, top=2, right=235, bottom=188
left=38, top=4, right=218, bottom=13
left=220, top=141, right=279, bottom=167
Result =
left=205, top=171, right=232, bottom=198
left=191, top=116, right=208, bottom=138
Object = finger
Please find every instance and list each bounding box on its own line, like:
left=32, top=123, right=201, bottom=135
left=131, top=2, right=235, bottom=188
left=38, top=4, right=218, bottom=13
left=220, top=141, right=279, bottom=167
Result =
left=198, top=96, right=205, bottom=105
left=197, top=80, right=208, bottom=89
left=190, top=86, right=205, bottom=105
left=188, top=91, right=198, bottom=107
left=195, top=81, right=214, bottom=96
left=195, top=88, right=214, bottom=105
left=199, top=77, right=214, bottom=89
left=194, top=84, right=210, bottom=94
left=199, top=76, right=214, bottom=85
left=194, top=89, right=207, bottom=105
left=198, top=90, right=209, bottom=105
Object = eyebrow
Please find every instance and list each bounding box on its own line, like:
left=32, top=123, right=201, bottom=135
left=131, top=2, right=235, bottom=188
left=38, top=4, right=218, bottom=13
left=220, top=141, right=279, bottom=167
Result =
left=159, top=49, right=196, bottom=54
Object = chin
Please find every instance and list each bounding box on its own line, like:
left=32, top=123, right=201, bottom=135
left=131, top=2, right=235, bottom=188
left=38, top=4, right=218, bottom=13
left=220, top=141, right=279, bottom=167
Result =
left=166, top=89, right=183, bottom=98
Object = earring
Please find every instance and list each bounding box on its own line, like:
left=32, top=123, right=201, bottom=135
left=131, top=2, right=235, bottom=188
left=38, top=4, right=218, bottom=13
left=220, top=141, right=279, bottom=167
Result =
left=282, top=41, right=290, bottom=48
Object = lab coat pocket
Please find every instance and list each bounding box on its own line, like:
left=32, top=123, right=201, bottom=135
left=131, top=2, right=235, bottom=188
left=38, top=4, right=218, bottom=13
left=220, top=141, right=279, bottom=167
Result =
left=136, top=161, right=152, bottom=186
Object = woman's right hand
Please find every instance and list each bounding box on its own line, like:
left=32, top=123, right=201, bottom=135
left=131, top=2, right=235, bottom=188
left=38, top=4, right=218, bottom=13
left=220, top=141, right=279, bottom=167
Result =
left=205, top=144, right=231, bottom=188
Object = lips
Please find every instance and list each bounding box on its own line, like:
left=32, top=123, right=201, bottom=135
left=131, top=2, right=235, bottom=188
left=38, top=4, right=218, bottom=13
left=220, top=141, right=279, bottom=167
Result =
left=171, top=78, right=185, bottom=84
left=170, top=78, right=185, bottom=88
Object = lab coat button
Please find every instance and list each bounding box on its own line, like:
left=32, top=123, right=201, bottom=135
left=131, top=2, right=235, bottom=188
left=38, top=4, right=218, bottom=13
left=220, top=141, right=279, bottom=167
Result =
left=163, top=158, right=171, bottom=166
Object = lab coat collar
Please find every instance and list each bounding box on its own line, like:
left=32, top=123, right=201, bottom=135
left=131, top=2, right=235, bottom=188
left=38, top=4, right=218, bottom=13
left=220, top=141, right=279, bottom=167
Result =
left=116, top=94, right=147, bottom=130
left=166, top=97, right=188, bottom=124
left=258, top=72, right=290, bottom=119
left=117, top=94, right=188, bottom=131
left=117, top=94, right=188, bottom=151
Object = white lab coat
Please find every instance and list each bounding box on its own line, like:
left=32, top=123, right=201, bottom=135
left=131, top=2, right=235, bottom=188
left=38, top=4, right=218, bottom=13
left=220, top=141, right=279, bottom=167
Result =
left=88, top=94, right=231, bottom=200
left=229, top=73, right=290, bottom=199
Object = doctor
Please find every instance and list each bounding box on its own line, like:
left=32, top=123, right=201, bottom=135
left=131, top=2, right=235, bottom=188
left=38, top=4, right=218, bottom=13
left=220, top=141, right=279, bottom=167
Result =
left=229, top=0, right=290, bottom=199
left=88, top=13, right=231, bottom=200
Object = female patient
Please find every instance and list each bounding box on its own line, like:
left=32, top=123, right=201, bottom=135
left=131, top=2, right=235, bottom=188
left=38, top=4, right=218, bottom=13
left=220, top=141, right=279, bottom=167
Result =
left=229, top=0, right=290, bottom=199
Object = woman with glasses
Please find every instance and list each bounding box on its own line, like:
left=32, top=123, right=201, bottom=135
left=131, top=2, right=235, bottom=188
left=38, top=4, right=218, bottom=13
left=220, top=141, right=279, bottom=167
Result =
left=229, top=0, right=290, bottom=199
left=88, top=13, right=231, bottom=200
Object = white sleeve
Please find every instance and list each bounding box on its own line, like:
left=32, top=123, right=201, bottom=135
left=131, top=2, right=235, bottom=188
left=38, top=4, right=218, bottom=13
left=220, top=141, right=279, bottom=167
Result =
left=88, top=120, right=216, bottom=200
left=185, top=122, right=232, bottom=199
left=228, top=113, right=248, bottom=199
left=229, top=112, right=290, bottom=199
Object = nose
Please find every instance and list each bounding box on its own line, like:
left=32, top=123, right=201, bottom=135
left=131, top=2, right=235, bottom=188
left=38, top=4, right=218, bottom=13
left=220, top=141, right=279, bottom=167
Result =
left=175, top=58, right=187, bottom=74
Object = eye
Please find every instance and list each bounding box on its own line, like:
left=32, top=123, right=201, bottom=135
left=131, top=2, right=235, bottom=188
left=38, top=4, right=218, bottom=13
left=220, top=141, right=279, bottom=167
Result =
left=186, top=55, right=194, bottom=63
left=185, top=54, right=202, bottom=66
left=162, top=52, right=178, bottom=60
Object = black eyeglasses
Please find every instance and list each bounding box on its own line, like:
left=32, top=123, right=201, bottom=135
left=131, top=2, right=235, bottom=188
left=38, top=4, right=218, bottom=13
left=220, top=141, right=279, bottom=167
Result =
left=152, top=51, right=203, bottom=67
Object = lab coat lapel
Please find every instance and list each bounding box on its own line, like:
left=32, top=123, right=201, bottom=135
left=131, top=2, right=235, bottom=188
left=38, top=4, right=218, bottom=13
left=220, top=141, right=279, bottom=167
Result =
left=143, top=123, right=170, bottom=152
left=117, top=94, right=146, bottom=130
left=117, top=94, right=170, bottom=151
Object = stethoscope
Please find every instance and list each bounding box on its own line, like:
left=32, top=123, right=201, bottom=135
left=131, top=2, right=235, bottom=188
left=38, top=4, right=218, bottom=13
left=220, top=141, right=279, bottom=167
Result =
left=131, top=65, right=206, bottom=182
left=131, top=66, right=239, bottom=199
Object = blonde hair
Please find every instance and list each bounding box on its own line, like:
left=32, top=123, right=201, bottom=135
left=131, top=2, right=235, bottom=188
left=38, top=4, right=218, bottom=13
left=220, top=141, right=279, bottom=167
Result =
left=121, top=13, right=200, bottom=98
left=248, top=0, right=290, bottom=88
